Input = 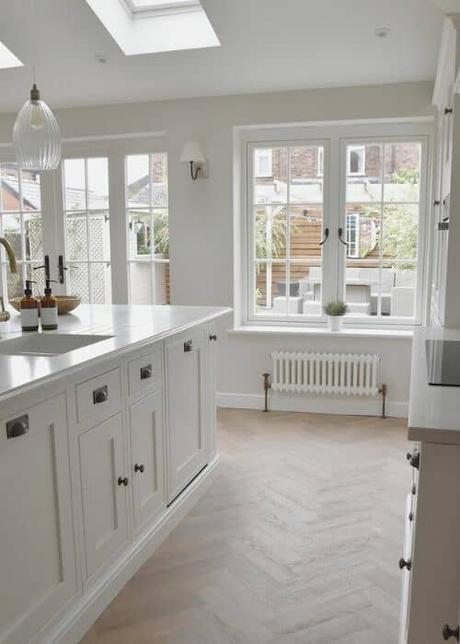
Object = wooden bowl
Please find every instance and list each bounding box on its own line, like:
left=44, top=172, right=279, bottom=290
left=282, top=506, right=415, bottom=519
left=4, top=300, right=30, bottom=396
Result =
left=9, top=295, right=82, bottom=315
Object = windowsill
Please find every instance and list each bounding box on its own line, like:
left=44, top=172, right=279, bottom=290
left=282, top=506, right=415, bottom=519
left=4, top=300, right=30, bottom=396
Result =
left=228, top=325, right=413, bottom=339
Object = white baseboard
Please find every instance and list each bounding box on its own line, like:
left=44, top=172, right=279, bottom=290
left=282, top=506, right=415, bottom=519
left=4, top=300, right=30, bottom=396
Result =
left=217, top=392, right=408, bottom=418
left=43, top=456, right=221, bottom=644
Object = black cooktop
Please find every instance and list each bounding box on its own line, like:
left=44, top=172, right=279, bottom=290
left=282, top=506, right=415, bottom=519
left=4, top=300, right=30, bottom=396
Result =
left=426, top=340, right=460, bottom=387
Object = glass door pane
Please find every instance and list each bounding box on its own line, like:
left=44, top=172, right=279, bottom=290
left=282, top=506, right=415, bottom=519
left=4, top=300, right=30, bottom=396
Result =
left=63, top=157, right=111, bottom=304
left=126, top=153, right=169, bottom=305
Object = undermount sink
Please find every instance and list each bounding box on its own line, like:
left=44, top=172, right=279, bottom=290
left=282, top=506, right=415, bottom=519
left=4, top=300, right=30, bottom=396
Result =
left=0, top=333, right=113, bottom=357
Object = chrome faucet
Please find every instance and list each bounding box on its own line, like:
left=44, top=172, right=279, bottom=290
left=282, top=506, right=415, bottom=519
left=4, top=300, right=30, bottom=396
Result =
left=0, top=237, right=18, bottom=322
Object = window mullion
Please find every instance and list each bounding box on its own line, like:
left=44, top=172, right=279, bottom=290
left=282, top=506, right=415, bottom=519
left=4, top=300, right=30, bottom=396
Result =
left=286, top=146, right=291, bottom=318
left=326, top=137, right=341, bottom=305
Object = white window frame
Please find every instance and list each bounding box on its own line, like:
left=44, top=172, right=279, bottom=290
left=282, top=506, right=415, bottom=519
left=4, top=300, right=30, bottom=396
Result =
left=234, top=120, right=433, bottom=330
left=347, top=144, right=366, bottom=176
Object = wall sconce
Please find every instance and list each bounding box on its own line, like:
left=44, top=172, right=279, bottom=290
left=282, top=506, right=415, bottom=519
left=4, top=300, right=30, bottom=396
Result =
left=180, top=141, right=206, bottom=181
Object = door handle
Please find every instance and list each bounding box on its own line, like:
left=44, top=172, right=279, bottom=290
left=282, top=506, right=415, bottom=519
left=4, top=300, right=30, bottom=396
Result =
left=338, top=227, right=349, bottom=246
left=443, top=625, right=460, bottom=641
left=319, top=227, right=329, bottom=246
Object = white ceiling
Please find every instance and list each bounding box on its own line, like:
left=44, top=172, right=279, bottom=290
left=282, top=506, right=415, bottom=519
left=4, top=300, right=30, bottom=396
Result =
left=0, top=0, right=445, bottom=112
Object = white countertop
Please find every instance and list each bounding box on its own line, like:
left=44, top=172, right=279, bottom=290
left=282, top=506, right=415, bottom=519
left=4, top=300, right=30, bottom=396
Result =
left=408, top=326, right=460, bottom=444
left=0, top=304, right=231, bottom=403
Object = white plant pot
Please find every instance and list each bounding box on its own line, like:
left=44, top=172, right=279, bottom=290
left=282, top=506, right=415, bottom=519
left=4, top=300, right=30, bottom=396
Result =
left=327, top=315, right=343, bottom=332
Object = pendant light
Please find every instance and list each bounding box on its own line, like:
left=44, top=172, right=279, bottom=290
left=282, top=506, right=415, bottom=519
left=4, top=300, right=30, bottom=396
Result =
left=13, top=0, right=61, bottom=171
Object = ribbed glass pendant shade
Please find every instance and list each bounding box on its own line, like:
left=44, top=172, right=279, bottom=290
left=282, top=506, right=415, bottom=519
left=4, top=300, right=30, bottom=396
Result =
left=13, top=84, right=61, bottom=171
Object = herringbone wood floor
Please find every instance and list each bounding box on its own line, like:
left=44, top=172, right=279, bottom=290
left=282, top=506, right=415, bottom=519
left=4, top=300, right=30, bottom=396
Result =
left=81, top=409, right=408, bottom=644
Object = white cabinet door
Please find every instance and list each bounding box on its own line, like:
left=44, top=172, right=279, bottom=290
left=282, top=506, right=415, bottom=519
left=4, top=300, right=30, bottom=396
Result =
left=79, top=413, right=129, bottom=581
left=166, top=328, right=207, bottom=503
left=0, top=394, right=77, bottom=644
left=130, top=390, right=165, bottom=534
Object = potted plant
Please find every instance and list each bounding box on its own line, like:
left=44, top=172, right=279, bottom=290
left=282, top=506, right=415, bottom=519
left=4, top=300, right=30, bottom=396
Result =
left=324, top=300, right=348, bottom=331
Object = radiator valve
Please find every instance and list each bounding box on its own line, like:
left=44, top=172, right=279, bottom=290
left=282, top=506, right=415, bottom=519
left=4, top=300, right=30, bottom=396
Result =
left=262, top=372, right=271, bottom=412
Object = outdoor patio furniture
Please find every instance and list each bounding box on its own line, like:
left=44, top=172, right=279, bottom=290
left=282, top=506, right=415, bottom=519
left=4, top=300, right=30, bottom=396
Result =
left=273, top=296, right=303, bottom=314
left=391, top=286, right=415, bottom=317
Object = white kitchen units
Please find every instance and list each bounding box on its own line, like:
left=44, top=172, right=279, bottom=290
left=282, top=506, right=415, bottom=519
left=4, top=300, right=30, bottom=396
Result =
left=400, top=328, right=460, bottom=644
left=0, top=304, right=229, bottom=644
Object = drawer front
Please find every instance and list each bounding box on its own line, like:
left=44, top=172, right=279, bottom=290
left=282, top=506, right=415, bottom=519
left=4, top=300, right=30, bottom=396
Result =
left=76, top=368, right=122, bottom=424
left=128, top=349, right=161, bottom=399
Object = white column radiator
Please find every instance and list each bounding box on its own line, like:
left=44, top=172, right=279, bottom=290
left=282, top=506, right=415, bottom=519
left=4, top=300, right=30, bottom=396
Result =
left=270, top=350, right=381, bottom=397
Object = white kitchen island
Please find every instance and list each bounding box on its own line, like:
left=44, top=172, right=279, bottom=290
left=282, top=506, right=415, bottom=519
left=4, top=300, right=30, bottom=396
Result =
left=0, top=304, right=230, bottom=644
left=400, top=327, right=460, bottom=644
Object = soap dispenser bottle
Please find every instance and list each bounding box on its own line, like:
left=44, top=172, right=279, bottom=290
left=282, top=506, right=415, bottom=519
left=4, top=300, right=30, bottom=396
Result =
left=20, top=280, right=39, bottom=332
left=40, top=280, right=58, bottom=331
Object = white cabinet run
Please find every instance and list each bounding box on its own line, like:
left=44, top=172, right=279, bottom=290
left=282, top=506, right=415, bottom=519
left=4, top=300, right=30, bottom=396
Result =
left=400, top=444, right=460, bottom=644
left=0, top=319, right=220, bottom=644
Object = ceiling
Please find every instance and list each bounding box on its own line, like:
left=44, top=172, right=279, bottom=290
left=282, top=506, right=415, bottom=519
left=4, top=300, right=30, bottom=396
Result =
left=0, top=0, right=445, bottom=112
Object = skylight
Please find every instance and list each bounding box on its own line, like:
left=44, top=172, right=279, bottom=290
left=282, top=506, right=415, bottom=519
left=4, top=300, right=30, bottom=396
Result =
left=0, top=41, right=22, bottom=70
left=124, top=0, right=200, bottom=12
left=86, top=0, right=219, bottom=55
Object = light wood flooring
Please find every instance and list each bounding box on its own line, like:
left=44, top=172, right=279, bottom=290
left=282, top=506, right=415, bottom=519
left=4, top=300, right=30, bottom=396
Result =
left=81, top=409, right=409, bottom=644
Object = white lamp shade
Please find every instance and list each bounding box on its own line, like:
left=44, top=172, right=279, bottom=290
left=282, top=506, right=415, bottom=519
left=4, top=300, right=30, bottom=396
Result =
left=180, top=141, right=205, bottom=164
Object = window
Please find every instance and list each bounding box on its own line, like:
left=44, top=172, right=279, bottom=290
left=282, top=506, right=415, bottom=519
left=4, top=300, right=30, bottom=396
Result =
left=87, top=0, right=219, bottom=56
left=126, top=153, right=170, bottom=304
left=347, top=145, right=365, bottom=175
left=344, top=141, right=422, bottom=319
left=122, top=0, right=200, bottom=13
left=254, top=148, right=273, bottom=178
left=63, top=158, right=111, bottom=304
left=240, top=124, right=429, bottom=327
left=0, top=163, right=44, bottom=302
left=252, top=144, right=324, bottom=318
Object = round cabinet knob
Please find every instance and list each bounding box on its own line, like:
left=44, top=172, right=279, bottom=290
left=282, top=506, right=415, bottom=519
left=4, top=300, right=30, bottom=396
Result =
left=117, top=476, right=128, bottom=487
left=399, top=558, right=412, bottom=571
left=209, top=334, right=217, bottom=341
left=134, top=464, right=145, bottom=473
left=408, top=512, right=413, bottom=522
left=443, top=625, right=460, bottom=641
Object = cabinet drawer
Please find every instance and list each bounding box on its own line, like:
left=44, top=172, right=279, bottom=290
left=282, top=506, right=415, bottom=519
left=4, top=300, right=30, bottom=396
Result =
left=76, top=368, right=122, bottom=424
left=128, top=349, right=161, bottom=398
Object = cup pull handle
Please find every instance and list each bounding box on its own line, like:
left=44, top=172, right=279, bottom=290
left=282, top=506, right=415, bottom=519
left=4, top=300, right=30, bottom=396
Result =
left=6, top=414, right=29, bottom=439
left=93, top=385, right=108, bottom=405
left=140, top=365, right=153, bottom=380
